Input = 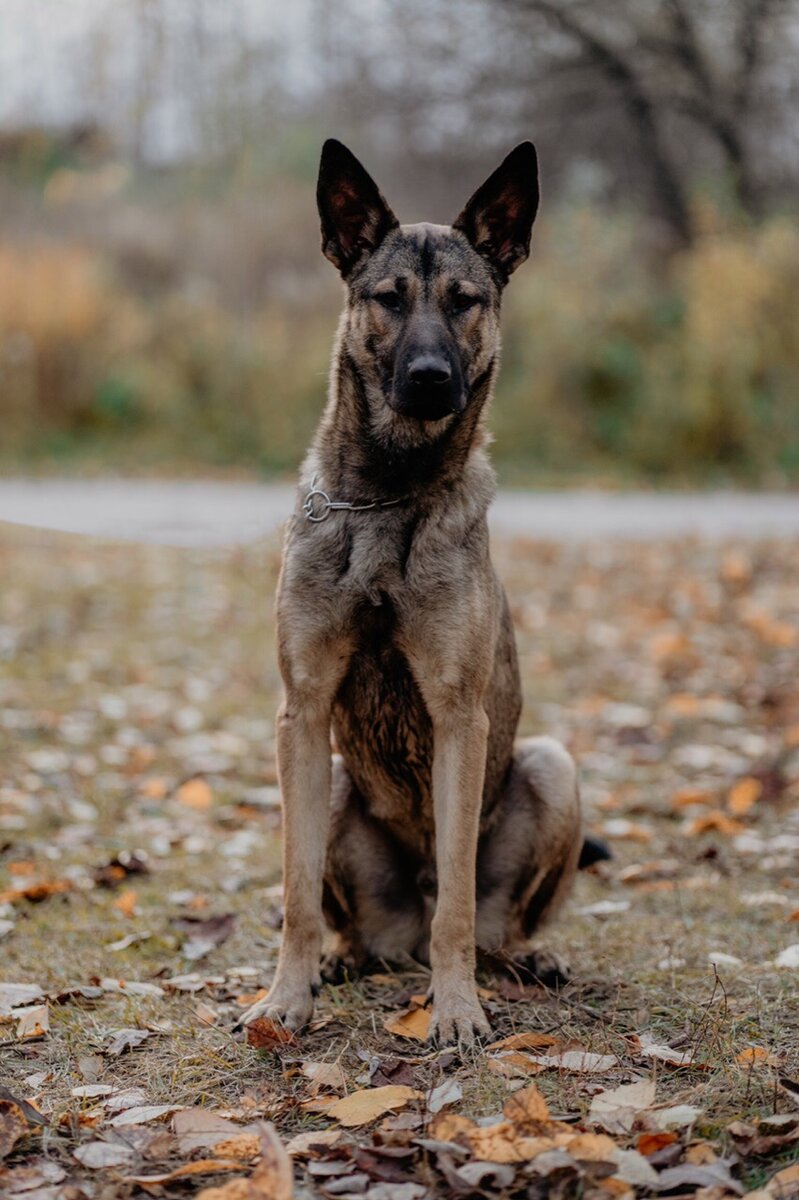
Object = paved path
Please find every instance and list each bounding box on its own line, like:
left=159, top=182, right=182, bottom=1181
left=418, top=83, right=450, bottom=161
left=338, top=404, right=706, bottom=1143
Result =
left=0, top=479, right=796, bottom=547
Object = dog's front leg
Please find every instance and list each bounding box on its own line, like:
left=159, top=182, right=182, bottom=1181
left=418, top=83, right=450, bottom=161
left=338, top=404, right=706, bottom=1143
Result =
left=243, top=653, right=345, bottom=1031
left=427, top=700, right=492, bottom=1044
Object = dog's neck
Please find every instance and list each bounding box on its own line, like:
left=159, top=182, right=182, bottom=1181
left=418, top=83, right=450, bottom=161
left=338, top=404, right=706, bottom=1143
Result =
left=310, top=347, right=496, bottom=502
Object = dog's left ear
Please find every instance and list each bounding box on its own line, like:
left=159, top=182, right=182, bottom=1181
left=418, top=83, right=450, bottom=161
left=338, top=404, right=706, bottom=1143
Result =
left=453, top=142, right=539, bottom=281
left=317, top=139, right=399, bottom=277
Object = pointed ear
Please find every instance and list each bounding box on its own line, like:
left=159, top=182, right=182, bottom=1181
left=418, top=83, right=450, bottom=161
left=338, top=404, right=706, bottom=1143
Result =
left=317, top=139, right=399, bottom=276
left=453, top=142, right=539, bottom=281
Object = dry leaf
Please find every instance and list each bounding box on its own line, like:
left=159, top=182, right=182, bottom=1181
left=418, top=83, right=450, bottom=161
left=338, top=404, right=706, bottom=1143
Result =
left=127, top=1158, right=248, bottom=1184
left=14, top=1004, right=49, bottom=1039
left=486, top=1031, right=559, bottom=1052
left=0, top=1099, right=29, bottom=1159
left=284, top=1129, right=342, bottom=1156
left=113, top=888, right=138, bottom=917
left=106, top=1027, right=152, bottom=1056
left=426, top=1080, right=462, bottom=1114
left=108, top=1104, right=179, bottom=1126
left=176, top=777, right=214, bottom=810
left=383, top=1006, right=431, bottom=1041
left=73, top=1142, right=135, bottom=1169
left=728, top=776, right=763, bottom=816
left=527, top=1049, right=619, bottom=1073
left=736, top=1046, right=775, bottom=1066
left=0, top=984, right=44, bottom=1016
left=246, top=1017, right=297, bottom=1051
left=503, top=1083, right=550, bottom=1126
left=213, top=1134, right=261, bottom=1161
left=196, top=1123, right=293, bottom=1200
left=589, top=1080, right=656, bottom=1133
left=684, top=810, right=745, bottom=837
left=301, top=1060, right=347, bottom=1092
left=328, top=1086, right=420, bottom=1127
left=486, top=1051, right=546, bottom=1078
left=173, top=1108, right=241, bottom=1153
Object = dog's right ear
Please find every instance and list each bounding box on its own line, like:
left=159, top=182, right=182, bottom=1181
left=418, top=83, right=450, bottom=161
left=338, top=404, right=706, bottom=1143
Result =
left=317, top=139, right=399, bottom=277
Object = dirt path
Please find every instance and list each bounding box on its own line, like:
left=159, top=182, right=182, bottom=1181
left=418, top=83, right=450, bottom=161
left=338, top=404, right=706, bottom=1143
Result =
left=0, top=478, right=796, bottom=545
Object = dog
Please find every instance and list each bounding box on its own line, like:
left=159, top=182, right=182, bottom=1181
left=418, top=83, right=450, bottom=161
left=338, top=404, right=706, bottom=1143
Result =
left=243, top=139, right=590, bottom=1044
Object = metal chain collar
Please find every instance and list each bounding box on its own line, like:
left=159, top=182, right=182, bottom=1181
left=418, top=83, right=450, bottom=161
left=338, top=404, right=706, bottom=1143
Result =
left=302, top=474, right=407, bottom=523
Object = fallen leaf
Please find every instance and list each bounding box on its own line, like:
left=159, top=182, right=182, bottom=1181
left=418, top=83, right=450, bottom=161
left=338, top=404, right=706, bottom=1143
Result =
left=328, top=1085, right=420, bottom=1127
left=196, top=1123, right=293, bottom=1200
left=426, top=1080, right=462, bottom=1114
left=486, top=1051, right=546, bottom=1078
left=0, top=880, right=71, bottom=905
left=684, top=810, right=745, bottom=837
left=527, top=1049, right=619, bottom=1073
left=246, top=1017, right=297, bottom=1051
left=73, top=1141, right=135, bottom=1169
left=589, top=1080, right=656, bottom=1133
left=127, top=1159, right=248, bottom=1185
left=775, top=944, right=799, bottom=969
left=213, top=1134, right=261, bottom=1161
left=0, top=1099, right=28, bottom=1159
left=736, top=1046, right=778, bottom=1066
left=486, top=1031, right=559, bottom=1052
left=14, top=1004, right=49, bottom=1039
left=105, top=1027, right=152, bottom=1056
left=728, top=1113, right=799, bottom=1156
left=108, top=1104, right=179, bottom=1126
left=173, top=913, right=236, bottom=961
left=383, top=1006, right=431, bottom=1041
left=503, top=1083, right=550, bottom=1126
left=173, top=1108, right=241, bottom=1153
left=284, top=1129, right=342, bottom=1156
left=645, top=1104, right=703, bottom=1130
left=176, top=777, right=214, bottom=810
left=728, top=776, right=763, bottom=816
left=301, top=1061, right=347, bottom=1093
left=0, top=984, right=44, bottom=1017
left=637, top=1130, right=678, bottom=1155
left=113, top=888, right=138, bottom=917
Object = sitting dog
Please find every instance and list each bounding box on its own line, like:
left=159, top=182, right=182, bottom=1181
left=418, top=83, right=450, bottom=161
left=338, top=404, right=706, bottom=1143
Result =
left=243, top=139, right=586, bottom=1043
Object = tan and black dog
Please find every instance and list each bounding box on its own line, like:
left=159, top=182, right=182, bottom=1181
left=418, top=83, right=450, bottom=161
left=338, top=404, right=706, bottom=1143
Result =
left=243, top=139, right=594, bottom=1044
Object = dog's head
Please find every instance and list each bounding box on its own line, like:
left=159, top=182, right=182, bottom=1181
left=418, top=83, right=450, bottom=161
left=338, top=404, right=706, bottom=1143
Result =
left=317, top=139, right=538, bottom=432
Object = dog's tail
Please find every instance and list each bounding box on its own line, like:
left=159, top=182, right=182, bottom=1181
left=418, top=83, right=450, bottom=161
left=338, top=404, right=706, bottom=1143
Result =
left=578, top=835, right=612, bottom=869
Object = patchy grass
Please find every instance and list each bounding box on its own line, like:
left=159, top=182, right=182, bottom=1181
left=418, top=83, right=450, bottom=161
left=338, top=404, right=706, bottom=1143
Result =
left=1, top=524, right=798, bottom=1196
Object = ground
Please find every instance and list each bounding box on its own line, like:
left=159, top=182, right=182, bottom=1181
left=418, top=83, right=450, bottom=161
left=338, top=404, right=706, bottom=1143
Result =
left=1, top=523, right=798, bottom=1199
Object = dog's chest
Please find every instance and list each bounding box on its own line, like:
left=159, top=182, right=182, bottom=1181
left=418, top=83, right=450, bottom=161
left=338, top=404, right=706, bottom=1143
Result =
left=332, top=590, right=435, bottom=842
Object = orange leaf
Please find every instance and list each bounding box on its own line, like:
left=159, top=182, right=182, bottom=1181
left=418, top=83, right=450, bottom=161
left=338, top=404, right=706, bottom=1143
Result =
left=245, top=1018, right=296, bottom=1051
left=503, top=1083, right=550, bottom=1126
left=176, top=778, right=213, bottom=810
left=727, top=777, right=762, bottom=816
left=684, top=810, right=745, bottom=837
left=487, top=1031, right=559, bottom=1052
left=637, top=1131, right=678, bottom=1155
left=383, top=1005, right=431, bottom=1041
left=327, top=1085, right=420, bottom=1127
left=736, top=1046, right=769, bottom=1065
left=114, top=888, right=138, bottom=918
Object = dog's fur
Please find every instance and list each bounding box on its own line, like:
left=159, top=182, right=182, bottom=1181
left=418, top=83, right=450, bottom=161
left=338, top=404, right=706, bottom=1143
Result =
left=243, top=140, right=582, bottom=1042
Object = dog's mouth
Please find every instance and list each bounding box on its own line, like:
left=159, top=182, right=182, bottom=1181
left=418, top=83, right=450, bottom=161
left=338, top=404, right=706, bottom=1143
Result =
left=388, top=379, right=466, bottom=423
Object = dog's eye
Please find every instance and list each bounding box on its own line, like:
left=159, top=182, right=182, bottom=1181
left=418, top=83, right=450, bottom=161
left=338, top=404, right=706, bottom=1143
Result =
left=374, top=290, right=402, bottom=312
left=451, top=289, right=480, bottom=313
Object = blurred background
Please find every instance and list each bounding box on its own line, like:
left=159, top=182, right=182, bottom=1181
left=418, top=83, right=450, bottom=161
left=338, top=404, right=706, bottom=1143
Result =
left=1, top=0, right=798, bottom=486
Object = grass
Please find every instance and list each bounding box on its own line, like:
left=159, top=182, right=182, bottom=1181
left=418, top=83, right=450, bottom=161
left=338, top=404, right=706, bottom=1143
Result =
left=1, top=523, right=798, bottom=1195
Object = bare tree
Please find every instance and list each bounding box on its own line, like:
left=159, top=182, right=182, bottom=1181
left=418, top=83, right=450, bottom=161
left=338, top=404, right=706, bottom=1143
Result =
left=501, top=0, right=793, bottom=239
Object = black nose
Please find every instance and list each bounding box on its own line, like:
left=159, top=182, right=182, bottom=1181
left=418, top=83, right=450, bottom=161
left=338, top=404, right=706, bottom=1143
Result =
left=408, top=355, right=451, bottom=386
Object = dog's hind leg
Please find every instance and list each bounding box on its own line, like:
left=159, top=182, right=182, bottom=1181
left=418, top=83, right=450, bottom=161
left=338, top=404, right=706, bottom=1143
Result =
left=476, top=736, right=581, bottom=985
left=322, top=758, right=426, bottom=980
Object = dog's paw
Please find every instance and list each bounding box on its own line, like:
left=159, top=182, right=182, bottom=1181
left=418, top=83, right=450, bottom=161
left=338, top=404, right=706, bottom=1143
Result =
left=427, top=986, right=491, bottom=1047
left=239, top=982, right=315, bottom=1031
